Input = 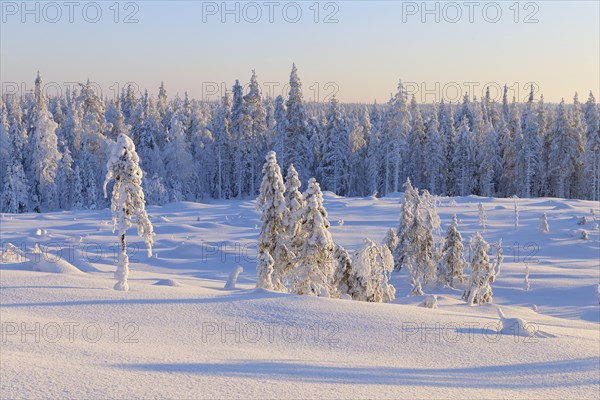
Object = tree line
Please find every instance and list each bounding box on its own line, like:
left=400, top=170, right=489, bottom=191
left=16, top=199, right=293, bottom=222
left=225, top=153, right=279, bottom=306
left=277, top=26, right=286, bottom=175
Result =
left=1, top=66, right=599, bottom=213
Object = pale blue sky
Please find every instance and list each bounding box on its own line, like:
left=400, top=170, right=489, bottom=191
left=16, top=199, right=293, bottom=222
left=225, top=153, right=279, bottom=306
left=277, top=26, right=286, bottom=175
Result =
left=1, top=1, right=598, bottom=103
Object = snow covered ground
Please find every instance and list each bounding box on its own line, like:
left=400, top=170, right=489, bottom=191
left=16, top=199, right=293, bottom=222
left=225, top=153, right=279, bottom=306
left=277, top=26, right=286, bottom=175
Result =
left=1, top=194, right=599, bottom=399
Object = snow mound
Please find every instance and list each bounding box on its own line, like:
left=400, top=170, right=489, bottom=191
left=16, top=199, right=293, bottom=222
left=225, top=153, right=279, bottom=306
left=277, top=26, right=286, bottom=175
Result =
left=419, top=295, right=438, bottom=309
left=153, top=278, right=182, bottom=287
left=497, top=308, right=554, bottom=338
left=30, top=254, right=84, bottom=274
left=1, top=243, right=83, bottom=274
left=0, top=243, right=27, bottom=263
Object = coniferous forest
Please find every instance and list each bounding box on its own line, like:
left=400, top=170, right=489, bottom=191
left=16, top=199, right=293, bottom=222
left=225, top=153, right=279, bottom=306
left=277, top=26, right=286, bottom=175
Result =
left=2, top=65, right=599, bottom=214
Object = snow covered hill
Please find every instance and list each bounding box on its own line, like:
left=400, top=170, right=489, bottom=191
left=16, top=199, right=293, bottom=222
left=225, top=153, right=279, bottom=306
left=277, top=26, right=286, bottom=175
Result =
left=1, top=195, right=599, bottom=399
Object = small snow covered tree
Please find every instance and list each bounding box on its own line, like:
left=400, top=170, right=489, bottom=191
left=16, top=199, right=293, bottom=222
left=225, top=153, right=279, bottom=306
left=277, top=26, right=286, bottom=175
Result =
left=332, top=243, right=353, bottom=298
left=348, top=238, right=396, bottom=302
left=393, top=177, right=418, bottom=271
left=256, top=151, right=290, bottom=291
left=478, top=203, right=487, bottom=232
left=257, top=251, right=275, bottom=290
left=291, top=178, right=336, bottom=297
left=539, top=212, right=550, bottom=233
left=403, top=190, right=441, bottom=295
left=439, top=223, right=466, bottom=287
left=462, top=232, right=495, bottom=305
left=283, top=164, right=303, bottom=245
left=103, top=133, right=154, bottom=291
left=383, top=228, right=399, bottom=254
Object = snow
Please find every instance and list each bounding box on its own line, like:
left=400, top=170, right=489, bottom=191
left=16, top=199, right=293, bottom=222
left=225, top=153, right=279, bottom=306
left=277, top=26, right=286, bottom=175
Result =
left=153, top=278, right=182, bottom=287
left=1, top=194, right=599, bottom=398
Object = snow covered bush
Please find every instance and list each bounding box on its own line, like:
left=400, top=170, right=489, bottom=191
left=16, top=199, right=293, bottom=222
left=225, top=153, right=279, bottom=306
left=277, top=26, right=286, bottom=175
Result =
left=345, top=238, right=396, bottom=302
left=256, top=151, right=291, bottom=291
left=439, top=222, right=466, bottom=287
left=103, top=132, right=154, bottom=291
left=462, top=232, right=495, bottom=305
left=290, top=178, right=336, bottom=297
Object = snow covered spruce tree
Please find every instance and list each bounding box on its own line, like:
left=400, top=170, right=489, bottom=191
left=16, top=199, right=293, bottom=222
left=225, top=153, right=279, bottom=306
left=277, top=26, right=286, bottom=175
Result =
left=347, top=238, right=396, bottom=302
left=332, top=243, right=353, bottom=298
left=392, top=178, right=418, bottom=271
left=291, top=178, right=336, bottom=297
left=319, top=96, right=349, bottom=195
left=283, top=164, right=304, bottom=258
left=284, top=64, right=311, bottom=182
left=439, top=221, right=466, bottom=287
left=256, top=151, right=291, bottom=291
left=30, top=73, right=61, bottom=212
left=583, top=92, right=600, bottom=200
left=103, top=132, right=154, bottom=291
left=462, top=232, right=495, bottom=305
left=403, top=190, right=441, bottom=295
